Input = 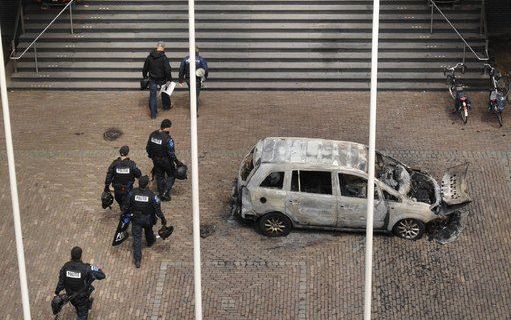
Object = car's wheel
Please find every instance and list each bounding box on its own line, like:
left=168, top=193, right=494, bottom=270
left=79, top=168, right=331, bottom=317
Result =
left=258, top=212, right=292, bottom=237
left=392, top=218, right=425, bottom=240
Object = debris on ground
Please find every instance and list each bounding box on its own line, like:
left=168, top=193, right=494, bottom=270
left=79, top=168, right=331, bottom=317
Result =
left=428, top=210, right=469, bottom=244
left=103, top=128, right=123, bottom=141
left=200, top=224, right=216, bottom=238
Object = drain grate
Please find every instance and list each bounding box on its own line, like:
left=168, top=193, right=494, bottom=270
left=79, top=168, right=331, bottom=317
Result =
left=103, top=128, right=123, bottom=141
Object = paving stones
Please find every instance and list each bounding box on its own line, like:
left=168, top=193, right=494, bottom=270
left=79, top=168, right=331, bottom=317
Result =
left=0, top=91, right=510, bottom=319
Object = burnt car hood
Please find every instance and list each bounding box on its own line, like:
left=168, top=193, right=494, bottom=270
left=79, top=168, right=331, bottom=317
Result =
left=430, top=163, right=471, bottom=216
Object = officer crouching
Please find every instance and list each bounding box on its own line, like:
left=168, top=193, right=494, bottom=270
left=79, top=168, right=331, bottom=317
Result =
left=122, top=175, right=168, bottom=268
left=54, top=247, right=105, bottom=320
left=104, top=145, right=142, bottom=210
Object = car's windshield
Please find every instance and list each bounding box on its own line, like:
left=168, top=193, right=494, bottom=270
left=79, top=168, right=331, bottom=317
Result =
left=240, top=147, right=255, bottom=181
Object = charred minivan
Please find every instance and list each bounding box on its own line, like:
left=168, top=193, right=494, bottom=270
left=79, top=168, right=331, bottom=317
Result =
left=231, top=137, right=471, bottom=240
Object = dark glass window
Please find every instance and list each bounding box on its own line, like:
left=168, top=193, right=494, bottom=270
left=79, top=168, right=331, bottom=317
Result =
left=260, top=172, right=285, bottom=189
left=299, top=171, right=332, bottom=195
left=339, top=174, right=379, bottom=199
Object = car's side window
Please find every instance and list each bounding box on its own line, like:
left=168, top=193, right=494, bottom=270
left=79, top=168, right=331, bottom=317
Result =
left=299, top=171, right=332, bottom=195
left=260, top=172, right=285, bottom=189
left=339, top=173, right=378, bottom=199
left=291, top=170, right=299, bottom=192
left=383, top=191, right=400, bottom=202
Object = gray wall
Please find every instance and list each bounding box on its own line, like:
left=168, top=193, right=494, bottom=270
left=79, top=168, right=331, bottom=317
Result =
left=487, top=0, right=511, bottom=37
left=1, top=0, right=20, bottom=62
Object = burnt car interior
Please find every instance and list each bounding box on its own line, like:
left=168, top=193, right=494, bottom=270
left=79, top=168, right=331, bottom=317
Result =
left=260, top=172, right=285, bottom=189
left=291, top=171, right=332, bottom=195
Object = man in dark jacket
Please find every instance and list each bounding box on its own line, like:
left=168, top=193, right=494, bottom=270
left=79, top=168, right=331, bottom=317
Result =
left=142, top=41, right=173, bottom=119
left=104, top=145, right=142, bottom=210
left=122, top=176, right=167, bottom=268
left=55, top=247, right=106, bottom=320
left=146, top=119, right=182, bottom=201
left=178, top=46, right=208, bottom=116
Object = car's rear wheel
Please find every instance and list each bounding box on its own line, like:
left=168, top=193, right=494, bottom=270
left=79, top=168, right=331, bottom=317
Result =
left=258, top=212, right=292, bottom=237
left=393, top=218, right=425, bottom=240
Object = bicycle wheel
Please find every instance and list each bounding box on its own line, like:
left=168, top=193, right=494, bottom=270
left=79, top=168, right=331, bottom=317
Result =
left=497, top=75, right=510, bottom=97
left=461, top=106, right=468, bottom=124
left=447, top=76, right=456, bottom=100
left=497, top=112, right=503, bottom=127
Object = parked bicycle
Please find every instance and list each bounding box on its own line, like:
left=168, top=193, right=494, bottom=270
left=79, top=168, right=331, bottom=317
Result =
left=482, top=63, right=510, bottom=127
left=444, top=63, right=472, bottom=124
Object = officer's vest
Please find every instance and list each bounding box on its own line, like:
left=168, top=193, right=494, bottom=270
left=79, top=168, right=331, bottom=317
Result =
left=112, top=159, right=135, bottom=186
left=63, top=261, right=88, bottom=294
left=147, top=131, right=168, bottom=158
left=130, top=189, right=154, bottom=217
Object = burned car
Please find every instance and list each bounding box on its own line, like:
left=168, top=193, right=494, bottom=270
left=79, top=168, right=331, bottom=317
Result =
left=231, top=137, right=471, bottom=240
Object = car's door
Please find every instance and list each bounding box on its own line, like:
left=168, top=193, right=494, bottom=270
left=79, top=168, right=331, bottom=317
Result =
left=250, top=170, right=287, bottom=214
left=336, top=173, right=387, bottom=229
left=285, top=170, right=337, bottom=227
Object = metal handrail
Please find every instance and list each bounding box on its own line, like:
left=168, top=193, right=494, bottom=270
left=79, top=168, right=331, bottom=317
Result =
left=429, top=0, right=489, bottom=63
left=10, top=0, right=75, bottom=73
left=10, top=0, right=25, bottom=57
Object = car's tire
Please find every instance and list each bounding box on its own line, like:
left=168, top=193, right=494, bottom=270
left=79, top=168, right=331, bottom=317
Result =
left=392, top=218, right=425, bottom=240
left=258, top=212, right=292, bottom=237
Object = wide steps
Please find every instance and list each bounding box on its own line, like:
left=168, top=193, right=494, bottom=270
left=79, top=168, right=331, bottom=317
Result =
left=9, top=0, right=488, bottom=91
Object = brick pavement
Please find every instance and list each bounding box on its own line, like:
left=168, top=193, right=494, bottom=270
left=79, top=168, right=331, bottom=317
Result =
left=0, top=91, right=510, bottom=319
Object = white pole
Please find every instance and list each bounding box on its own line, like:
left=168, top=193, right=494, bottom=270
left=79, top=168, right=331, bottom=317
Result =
left=0, top=26, right=32, bottom=320
left=187, top=0, right=203, bottom=319
left=364, top=0, right=380, bottom=319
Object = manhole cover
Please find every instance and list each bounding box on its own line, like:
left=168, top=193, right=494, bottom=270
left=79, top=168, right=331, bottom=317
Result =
left=103, top=128, right=123, bottom=141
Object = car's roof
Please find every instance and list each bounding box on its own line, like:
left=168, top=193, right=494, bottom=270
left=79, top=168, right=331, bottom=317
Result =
left=255, top=137, right=368, bottom=172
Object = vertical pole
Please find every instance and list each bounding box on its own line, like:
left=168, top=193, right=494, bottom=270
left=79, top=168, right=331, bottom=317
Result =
left=0, top=25, right=33, bottom=320
left=69, top=3, right=74, bottom=35
left=463, top=43, right=466, bottom=64
left=34, top=45, right=38, bottom=73
left=430, top=2, right=434, bottom=34
left=20, top=3, right=25, bottom=35
left=364, top=0, right=380, bottom=319
left=187, top=0, right=203, bottom=319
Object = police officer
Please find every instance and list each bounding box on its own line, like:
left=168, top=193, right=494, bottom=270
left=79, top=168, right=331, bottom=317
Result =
left=146, top=119, right=182, bottom=201
left=122, top=175, right=167, bottom=268
left=54, top=247, right=106, bottom=320
left=104, top=145, right=142, bottom=209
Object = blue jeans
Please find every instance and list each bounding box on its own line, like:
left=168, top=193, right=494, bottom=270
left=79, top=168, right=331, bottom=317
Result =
left=149, top=80, right=171, bottom=119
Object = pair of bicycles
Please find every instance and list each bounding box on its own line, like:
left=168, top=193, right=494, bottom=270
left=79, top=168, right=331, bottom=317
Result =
left=444, top=62, right=510, bottom=126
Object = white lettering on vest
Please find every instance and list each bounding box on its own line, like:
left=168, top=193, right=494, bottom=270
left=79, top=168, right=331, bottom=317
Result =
left=66, top=271, right=81, bottom=279
left=135, top=195, right=149, bottom=202
left=116, top=168, right=130, bottom=174
left=151, top=137, right=162, bottom=145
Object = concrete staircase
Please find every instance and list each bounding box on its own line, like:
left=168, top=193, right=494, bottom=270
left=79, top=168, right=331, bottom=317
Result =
left=8, top=0, right=488, bottom=90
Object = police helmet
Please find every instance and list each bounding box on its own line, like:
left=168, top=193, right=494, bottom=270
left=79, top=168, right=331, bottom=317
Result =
left=176, top=164, right=188, bottom=180
left=196, top=68, right=206, bottom=78
left=158, top=225, right=174, bottom=240
left=101, top=191, right=114, bottom=209
left=51, top=294, right=68, bottom=315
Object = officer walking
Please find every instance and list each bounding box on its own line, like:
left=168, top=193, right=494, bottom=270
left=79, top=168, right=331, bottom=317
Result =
left=104, top=145, right=142, bottom=210
left=142, top=41, right=173, bottom=119
left=54, top=247, right=106, bottom=320
left=178, top=46, right=208, bottom=116
left=146, top=119, right=182, bottom=201
left=122, top=175, right=167, bottom=268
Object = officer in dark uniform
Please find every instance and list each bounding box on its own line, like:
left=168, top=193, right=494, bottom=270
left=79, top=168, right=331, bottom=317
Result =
left=122, top=175, right=167, bottom=268
left=54, top=247, right=106, bottom=320
left=104, top=145, right=142, bottom=209
left=146, top=119, right=182, bottom=201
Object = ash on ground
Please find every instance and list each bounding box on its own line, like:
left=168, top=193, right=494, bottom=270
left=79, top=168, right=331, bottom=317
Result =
left=200, top=224, right=216, bottom=238
left=428, top=210, right=470, bottom=244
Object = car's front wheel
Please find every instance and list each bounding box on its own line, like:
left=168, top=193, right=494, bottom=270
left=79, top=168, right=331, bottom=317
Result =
left=258, top=212, right=292, bottom=237
left=392, top=218, right=425, bottom=240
